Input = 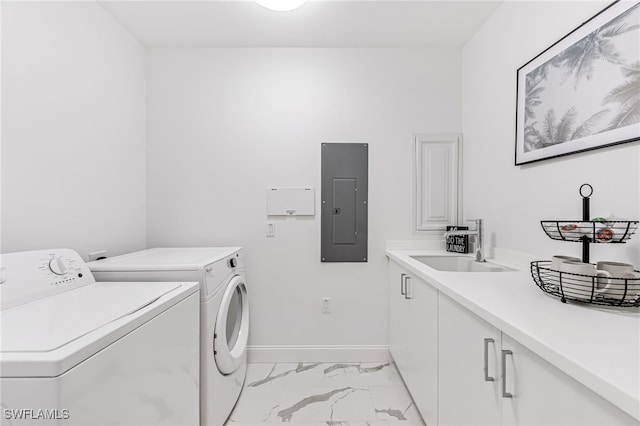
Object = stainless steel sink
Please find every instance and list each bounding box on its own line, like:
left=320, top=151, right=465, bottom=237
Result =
left=410, top=256, right=514, bottom=272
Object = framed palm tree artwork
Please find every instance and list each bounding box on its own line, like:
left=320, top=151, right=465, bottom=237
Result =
left=515, top=1, right=640, bottom=165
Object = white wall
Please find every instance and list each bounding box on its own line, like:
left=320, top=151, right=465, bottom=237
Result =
left=463, top=1, right=639, bottom=265
left=1, top=1, right=146, bottom=258
left=146, top=48, right=461, bottom=348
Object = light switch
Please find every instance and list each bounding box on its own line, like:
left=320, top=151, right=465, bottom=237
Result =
left=266, top=222, right=275, bottom=237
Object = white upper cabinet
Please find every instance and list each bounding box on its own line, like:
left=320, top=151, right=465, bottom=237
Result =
left=413, top=133, right=462, bottom=232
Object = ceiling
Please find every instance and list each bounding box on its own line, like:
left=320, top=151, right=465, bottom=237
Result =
left=98, top=0, right=502, bottom=48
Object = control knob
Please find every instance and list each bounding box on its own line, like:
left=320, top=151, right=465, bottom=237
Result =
left=49, top=257, right=69, bottom=275
left=228, top=258, right=238, bottom=268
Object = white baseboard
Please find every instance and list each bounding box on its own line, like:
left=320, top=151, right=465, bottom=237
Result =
left=247, top=345, right=391, bottom=364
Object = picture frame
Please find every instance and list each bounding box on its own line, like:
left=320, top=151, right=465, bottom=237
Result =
left=515, top=1, right=640, bottom=165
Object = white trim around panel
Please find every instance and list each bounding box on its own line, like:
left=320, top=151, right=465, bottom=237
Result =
left=413, top=133, right=462, bottom=233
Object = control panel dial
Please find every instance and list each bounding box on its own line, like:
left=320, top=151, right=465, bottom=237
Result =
left=49, top=257, right=69, bottom=275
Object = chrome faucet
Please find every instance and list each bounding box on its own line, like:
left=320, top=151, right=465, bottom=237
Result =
left=445, top=219, right=485, bottom=262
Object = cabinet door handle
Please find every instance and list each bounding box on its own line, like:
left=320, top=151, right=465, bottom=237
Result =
left=501, top=349, right=513, bottom=398
left=400, top=273, right=406, bottom=295
left=405, top=277, right=412, bottom=299
left=483, top=338, right=495, bottom=382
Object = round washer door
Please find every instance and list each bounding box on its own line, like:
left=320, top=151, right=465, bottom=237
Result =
left=214, top=275, right=249, bottom=375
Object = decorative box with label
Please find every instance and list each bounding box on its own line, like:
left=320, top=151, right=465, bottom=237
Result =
left=446, top=226, right=469, bottom=254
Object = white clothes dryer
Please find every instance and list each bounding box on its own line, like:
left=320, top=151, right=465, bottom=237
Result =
left=0, top=249, right=200, bottom=426
left=88, top=247, right=249, bottom=426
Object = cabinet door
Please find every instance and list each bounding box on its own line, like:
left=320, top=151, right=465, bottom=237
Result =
left=388, top=260, right=409, bottom=381
left=407, top=275, right=438, bottom=426
left=414, top=133, right=461, bottom=232
left=439, top=294, right=501, bottom=426
left=501, top=333, right=638, bottom=426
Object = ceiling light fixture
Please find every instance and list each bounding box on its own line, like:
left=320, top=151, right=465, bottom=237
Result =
left=254, top=0, right=308, bottom=12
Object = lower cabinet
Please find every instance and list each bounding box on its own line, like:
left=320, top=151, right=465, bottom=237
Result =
left=407, top=271, right=438, bottom=424
left=439, top=294, right=501, bottom=425
left=439, top=293, right=638, bottom=426
left=389, top=260, right=409, bottom=380
left=501, top=333, right=638, bottom=426
left=389, top=260, right=639, bottom=426
left=388, top=259, right=438, bottom=425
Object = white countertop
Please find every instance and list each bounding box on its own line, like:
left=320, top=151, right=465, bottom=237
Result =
left=386, top=249, right=640, bottom=421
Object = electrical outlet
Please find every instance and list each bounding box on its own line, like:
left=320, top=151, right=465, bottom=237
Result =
left=266, top=222, right=275, bottom=237
left=322, top=297, right=331, bottom=313
left=88, top=250, right=107, bottom=261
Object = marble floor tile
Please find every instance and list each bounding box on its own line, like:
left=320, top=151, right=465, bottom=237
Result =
left=225, top=362, right=425, bottom=426
left=322, top=363, right=403, bottom=387
left=369, top=386, right=423, bottom=423
left=225, top=385, right=285, bottom=423
left=271, top=386, right=375, bottom=423
left=248, top=363, right=326, bottom=388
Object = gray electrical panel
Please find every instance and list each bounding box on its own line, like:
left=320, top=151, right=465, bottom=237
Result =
left=321, top=143, right=368, bottom=262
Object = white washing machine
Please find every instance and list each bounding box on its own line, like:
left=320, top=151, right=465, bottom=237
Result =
left=88, top=247, right=249, bottom=426
left=0, top=249, right=200, bottom=426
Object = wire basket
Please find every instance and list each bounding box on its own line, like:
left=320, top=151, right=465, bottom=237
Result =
left=531, top=261, right=640, bottom=307
left=540, top=221, right=638, bottom=243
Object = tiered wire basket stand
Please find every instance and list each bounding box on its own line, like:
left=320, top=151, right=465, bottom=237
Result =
left=531, top=184, right=639, bottom=307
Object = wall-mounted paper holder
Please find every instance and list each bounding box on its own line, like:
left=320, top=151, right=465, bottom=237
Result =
left=266, top=187, right=315, bottom=216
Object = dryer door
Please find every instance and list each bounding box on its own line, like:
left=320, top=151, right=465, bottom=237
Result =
left=214, top=275, right=249, bottom=375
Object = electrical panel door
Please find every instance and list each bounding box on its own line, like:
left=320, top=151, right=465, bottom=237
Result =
left=321, top=143, right=368, bottom=262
